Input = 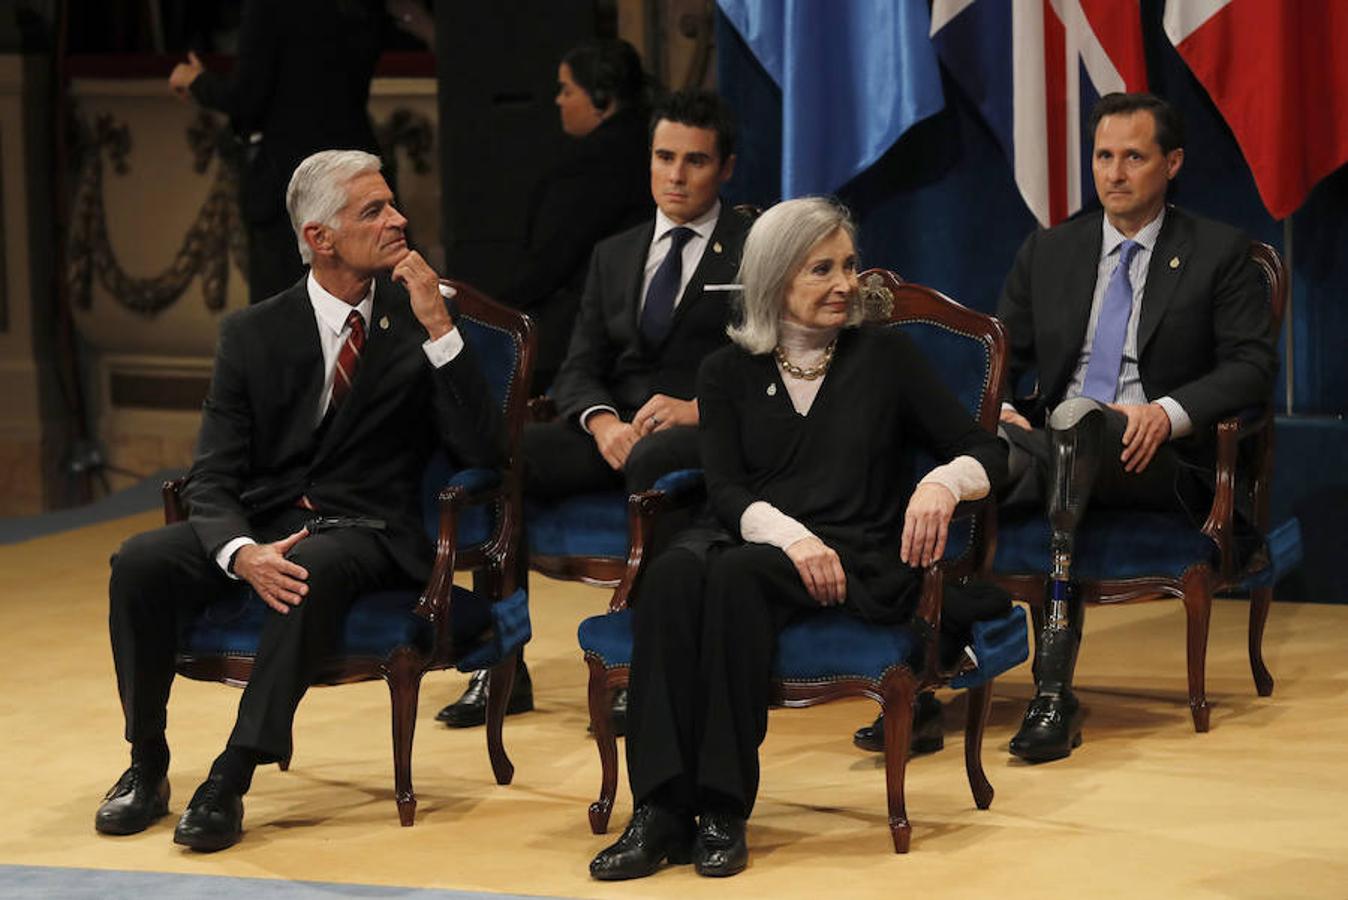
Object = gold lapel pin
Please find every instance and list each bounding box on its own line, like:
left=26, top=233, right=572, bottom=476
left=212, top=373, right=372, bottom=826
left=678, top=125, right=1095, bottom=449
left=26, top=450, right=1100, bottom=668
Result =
left=379, top=315, right=390, bottom=330
left=713, top=241, right=723, bottom=254
left=1169, top=256, right=1180, bottom=269
left=766, top=383, right=777, bottom=396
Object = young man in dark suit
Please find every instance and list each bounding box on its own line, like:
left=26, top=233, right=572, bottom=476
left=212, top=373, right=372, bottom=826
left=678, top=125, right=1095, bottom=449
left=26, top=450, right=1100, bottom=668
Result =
left=854, top=91, right=1276, bottom=762
left=94, top=150, right=503, bottom=850
left=438, top=89, right=753, bottom=728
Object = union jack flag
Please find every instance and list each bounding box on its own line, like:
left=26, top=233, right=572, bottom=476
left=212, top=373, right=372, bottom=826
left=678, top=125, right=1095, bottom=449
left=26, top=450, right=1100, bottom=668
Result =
left=931, top=0, right=1148, bottom=227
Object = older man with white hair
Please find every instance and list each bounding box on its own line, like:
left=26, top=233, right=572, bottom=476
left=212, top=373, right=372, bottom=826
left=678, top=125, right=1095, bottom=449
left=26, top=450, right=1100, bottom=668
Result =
left=94, top=150, right=503, bottom=851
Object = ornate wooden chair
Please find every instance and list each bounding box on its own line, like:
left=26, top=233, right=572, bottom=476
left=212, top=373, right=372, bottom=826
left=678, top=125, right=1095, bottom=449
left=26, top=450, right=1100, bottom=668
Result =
left=990, top=243, right=1287, bottom=731
left=165, top=280, right=536, bottom=826
left=577, top=271, right=1030, bottom=853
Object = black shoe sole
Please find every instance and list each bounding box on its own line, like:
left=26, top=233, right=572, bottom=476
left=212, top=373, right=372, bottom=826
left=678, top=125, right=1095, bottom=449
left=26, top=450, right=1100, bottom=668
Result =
left=1008, top=730, right=1083, bottom=763
left=439, top=693, right=535, bottom=729
left=173, top=827, right=242, bottom=852
left=95, top=800, right=169, bottom=836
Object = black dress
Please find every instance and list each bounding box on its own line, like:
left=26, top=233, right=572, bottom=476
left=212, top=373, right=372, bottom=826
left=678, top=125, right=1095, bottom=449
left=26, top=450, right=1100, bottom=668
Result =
left=625, top=326, right=1009, bottom=817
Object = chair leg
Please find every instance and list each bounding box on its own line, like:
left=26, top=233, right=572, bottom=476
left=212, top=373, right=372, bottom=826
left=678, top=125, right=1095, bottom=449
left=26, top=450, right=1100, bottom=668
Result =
left=278, top=756, right=291, bottom=772
left=386, top=649, right=424, bottom=826
left=587, top=658, right=621, bottom=835
left=963, top=682, right=995, bottom=810
left=485, top=650, right=518, bottom=786
left=880, top=674, right=917, bottom=853
left=1181, top=568, right=1213, bottom=733
left=1249, top=585, right=1275, bottom=697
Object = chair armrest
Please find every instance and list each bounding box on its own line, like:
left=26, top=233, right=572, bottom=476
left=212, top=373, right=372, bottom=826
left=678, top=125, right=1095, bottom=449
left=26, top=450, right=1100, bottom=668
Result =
left=414, top=468, right=507, bottom=652
left=162, top=478, right=187, bottom=524
left=605, top=470, right=708, bottom=613
left=1201, top=406, right=1271, bottom=580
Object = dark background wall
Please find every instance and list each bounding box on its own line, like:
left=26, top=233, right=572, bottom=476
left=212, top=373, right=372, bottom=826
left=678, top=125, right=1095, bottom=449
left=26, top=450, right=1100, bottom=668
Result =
left=716, top=0, right=1346, bottom=600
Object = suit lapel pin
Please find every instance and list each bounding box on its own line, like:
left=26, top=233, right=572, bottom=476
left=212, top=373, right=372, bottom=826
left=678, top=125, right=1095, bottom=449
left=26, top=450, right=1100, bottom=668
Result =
left=713, top=241, right=723, bottom=254
left=1169, top=256, right=1180, bottom=269
left=766, top=383, right=777, bottom=396
left=379, top=315, right=390, bottom=330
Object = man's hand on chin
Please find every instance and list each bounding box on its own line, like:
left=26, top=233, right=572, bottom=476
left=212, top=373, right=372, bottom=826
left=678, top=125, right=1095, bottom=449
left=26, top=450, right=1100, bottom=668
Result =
left=392, top=249, right=454, bottom=340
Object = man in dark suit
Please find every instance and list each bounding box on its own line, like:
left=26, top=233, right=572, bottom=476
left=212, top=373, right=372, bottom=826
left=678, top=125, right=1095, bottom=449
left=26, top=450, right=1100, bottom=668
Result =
left=94, top=149, right=503, bottom=850
left=437, top=89, right=752, bottom=728
left=997, top=93, right=1276, bottom=761
left=852, top=92, right=1276, bottom=761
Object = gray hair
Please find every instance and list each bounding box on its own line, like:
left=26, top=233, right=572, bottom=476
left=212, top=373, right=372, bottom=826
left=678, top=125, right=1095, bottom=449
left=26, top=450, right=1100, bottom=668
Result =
left=728, top=197, right=860, bottom=354
left=285, top=149, right=383, bottom=263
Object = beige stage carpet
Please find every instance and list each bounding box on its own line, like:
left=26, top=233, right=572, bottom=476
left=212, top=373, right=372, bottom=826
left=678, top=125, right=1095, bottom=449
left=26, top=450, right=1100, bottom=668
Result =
left=1, top=510, right=1345, bottom=899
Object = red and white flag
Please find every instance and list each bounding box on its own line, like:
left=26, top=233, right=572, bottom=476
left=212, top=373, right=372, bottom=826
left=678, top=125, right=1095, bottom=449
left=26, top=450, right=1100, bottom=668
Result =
left=932, top=0, right=1147, bottom=227
left=1165, top=0, right=1348, bottom=220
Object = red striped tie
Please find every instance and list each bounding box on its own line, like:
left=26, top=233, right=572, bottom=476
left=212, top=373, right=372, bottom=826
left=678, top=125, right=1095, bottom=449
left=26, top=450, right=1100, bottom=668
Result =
left=329, top=310, right=366, bottom=412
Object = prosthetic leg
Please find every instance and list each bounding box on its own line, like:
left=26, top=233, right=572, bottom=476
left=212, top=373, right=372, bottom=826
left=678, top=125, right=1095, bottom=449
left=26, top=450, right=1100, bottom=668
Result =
left=1009, top=398, right=1106, bottom=762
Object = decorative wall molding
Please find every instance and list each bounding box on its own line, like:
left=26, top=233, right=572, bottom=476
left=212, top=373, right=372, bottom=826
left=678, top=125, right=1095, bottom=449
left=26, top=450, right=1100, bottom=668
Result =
left=66, top=110, right=247, bottom=315
left=376, top=107, right=434, bottom=175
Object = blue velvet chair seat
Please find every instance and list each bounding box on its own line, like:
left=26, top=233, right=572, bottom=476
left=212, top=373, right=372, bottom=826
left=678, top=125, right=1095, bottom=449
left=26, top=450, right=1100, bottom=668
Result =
left=181, top=586, right=530, bottom=668
left=578, top=606, right=1027, bottom=686
left=994, top=508, right=1218, bottom=580
left=527, top=492, right=630, bottom=559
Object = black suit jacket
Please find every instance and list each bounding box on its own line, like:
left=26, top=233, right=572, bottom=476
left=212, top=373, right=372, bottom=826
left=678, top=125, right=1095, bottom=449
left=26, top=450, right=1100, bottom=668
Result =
left=182, top=275, right=504, bottom=582
left=190, top=0, right=384, bottom=224
left=551, top=204, right=753, bottom=421
left=996, top=206, right=1276, bottom=458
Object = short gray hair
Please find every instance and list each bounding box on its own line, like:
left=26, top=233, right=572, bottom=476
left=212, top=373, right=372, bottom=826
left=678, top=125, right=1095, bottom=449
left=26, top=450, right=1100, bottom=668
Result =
left=728, top=197, right=860, bottom=354
left=285, top=149, right=383, bottom=263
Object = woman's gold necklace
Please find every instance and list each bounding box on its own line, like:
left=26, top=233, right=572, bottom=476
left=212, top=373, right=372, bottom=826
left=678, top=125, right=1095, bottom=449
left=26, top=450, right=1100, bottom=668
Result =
left=774, top=339, right=836, bottom=380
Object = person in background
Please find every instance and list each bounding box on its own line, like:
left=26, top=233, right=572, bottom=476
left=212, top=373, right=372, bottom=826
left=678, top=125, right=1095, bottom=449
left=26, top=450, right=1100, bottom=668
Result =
left=494, top=38, right=655, bottom=393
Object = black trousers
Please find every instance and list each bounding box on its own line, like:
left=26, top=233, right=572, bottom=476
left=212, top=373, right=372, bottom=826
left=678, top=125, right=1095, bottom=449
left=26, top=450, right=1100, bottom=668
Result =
left=625, top=543, right=1007, bottom=819
left=1000, top=407, right=1206, bottom=518
left=246, top=215, right=305, bottom=306
left=521, top=420, right=701, bottom=499
left=108, top=508, right=408, bottom=764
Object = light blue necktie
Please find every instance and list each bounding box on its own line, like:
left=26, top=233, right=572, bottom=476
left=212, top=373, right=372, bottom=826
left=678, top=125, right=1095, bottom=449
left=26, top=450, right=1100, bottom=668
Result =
left=1081, top=239, right=1141, bottom=403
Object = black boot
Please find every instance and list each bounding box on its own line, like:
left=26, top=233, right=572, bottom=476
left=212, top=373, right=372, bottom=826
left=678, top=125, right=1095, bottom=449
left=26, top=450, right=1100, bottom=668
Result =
left=851, top=692, right=944, bottom=754
left=1009, top=598, right=1085, bottom=762
left=436, top=662, right=534, bottom=728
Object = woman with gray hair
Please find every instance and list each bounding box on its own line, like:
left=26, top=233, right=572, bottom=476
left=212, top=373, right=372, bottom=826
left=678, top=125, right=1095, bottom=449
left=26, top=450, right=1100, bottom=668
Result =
left=589, top=197, right=1010, bottom=881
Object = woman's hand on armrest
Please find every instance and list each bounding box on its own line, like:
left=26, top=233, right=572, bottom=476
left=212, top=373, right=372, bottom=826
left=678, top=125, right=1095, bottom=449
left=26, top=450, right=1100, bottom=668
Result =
left=902, top=483, right=958, bottom=568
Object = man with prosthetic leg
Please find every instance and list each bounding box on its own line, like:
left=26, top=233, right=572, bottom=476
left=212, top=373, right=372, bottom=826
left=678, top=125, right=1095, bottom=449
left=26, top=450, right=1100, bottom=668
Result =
left=994, top=92, right=1275, bottom=762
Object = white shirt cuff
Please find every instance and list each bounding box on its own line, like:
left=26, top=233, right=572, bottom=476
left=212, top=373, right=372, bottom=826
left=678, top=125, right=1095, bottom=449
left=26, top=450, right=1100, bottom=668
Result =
left=740, top=501, right=815, bottom=550
left=580, top=405, right=620, bottom=434
left=1155, top=396, right=1192, bottom=440
left=215, top=536, right=256, bottom=579
left=917, top=455, right=990, bottom=502
left=421, top=327, right=464, bottom=368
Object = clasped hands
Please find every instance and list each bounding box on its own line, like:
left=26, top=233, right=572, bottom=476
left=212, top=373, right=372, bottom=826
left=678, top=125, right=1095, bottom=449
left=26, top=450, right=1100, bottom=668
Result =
left=588, top=395, right=698, bottom=470
left=999, top=401, right=1171, bottom=473
left=785, top=481, right=957, bottom=606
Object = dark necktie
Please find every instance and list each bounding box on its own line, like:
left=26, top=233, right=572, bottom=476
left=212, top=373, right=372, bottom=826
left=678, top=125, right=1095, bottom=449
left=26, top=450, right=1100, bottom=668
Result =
left=640, top=226, right=695, bottom=344
left=1081, top=239, right=1141, bottom=403
left=329, top=309, right=367, bottom=412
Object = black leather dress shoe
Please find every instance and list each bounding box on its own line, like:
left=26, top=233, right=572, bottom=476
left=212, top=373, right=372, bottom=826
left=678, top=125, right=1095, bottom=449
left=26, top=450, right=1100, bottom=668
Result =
left=95, top=764, right=170, bottom=835
left=852, top=693, right=945, bottom=754
left=693, top=811, right=748, bottom=877
left=589, top=803, right=694, bottom=881
left=586, top=687, right=629, bottom=737
left=173, top=776, right=244, bottom=852
left=1009, top=692, right=1083, bottom=762
left=437, top=663, right=534, bottom=728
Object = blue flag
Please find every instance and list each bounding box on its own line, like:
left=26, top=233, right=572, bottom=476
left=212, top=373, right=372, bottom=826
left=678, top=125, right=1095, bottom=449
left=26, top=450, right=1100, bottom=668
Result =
left=718, top=0, right=945, bottom=198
